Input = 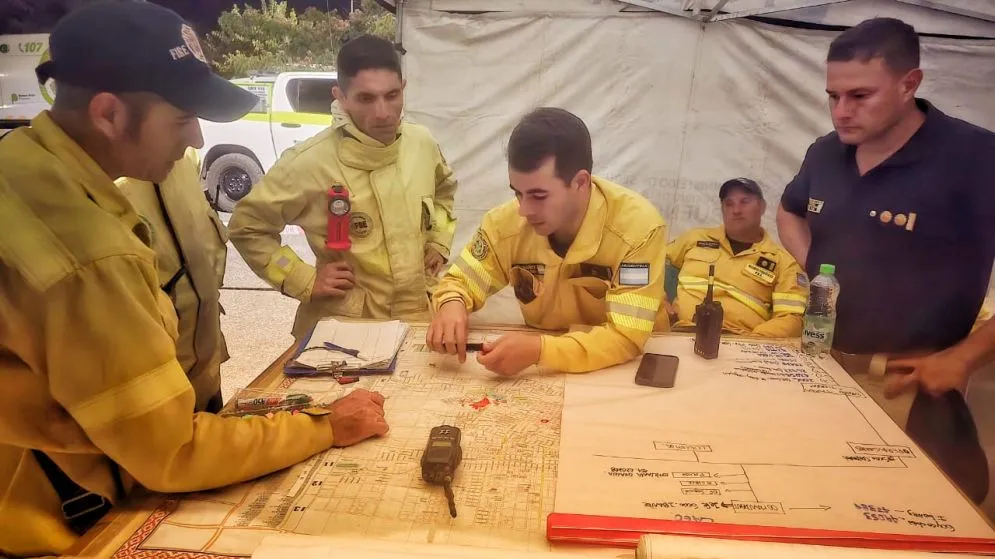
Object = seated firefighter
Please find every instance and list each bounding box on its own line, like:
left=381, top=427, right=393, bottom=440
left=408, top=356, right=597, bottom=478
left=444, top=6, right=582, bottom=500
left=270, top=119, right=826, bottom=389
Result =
left=427, top=107, right=670, bottom=376
left=666, top=178, right=808, bottom=338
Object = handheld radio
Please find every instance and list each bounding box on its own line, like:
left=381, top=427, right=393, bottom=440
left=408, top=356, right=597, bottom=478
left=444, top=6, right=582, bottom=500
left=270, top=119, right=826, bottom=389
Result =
left=420, top=425, right=462, bottom=518
left=694, top=264, right=723, bottom=359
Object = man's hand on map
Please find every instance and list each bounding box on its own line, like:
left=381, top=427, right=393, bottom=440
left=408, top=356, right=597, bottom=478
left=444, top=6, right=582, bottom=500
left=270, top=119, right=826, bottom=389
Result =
left=426, top=299, right=470, bottom=363
left=327, top=389, right=389, bottom=447
left=476, top=332, right=541, bottom=377
left=886, top=349, right=972, bottom=398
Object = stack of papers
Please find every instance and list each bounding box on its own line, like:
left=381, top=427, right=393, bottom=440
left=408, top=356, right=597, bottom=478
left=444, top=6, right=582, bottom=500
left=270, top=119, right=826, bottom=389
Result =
left=287, top=319, right=409, bottom=375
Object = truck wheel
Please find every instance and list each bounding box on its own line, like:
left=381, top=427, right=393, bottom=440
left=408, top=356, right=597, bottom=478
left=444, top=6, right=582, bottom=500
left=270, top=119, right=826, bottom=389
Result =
left=206, top=153, right=263, bottom=212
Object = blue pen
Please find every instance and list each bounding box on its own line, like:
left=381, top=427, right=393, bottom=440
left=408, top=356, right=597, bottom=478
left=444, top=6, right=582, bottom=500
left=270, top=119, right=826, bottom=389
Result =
left=324, top=342, right=361, bottom=358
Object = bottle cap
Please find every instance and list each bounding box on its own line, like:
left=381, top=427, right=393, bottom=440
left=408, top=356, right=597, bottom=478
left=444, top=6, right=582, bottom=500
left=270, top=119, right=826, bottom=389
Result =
left=819, top=263, right=836, bottom=275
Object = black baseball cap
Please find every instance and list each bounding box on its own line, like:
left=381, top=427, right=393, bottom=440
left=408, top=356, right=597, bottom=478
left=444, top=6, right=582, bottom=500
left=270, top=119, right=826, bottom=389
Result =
left=719, top=177, right=764, bottom=200
left=35, top=1, right=256, bottom=123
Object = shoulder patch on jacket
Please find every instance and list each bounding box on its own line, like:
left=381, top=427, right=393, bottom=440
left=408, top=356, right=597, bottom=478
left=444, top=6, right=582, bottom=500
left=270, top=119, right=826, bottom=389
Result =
left=0, top=181, right=77, bottom=292
left=469, top=230, right=490, bottom=260
left=696, top=240, right=721, bottom=249
left=618, top=263, right=651, bottom=286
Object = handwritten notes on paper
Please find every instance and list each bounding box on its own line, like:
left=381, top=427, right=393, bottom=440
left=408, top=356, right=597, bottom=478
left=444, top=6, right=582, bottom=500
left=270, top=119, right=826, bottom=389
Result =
left=290, top=319, right=409, bottom=372
left=553, top=336, right=995, bottom=544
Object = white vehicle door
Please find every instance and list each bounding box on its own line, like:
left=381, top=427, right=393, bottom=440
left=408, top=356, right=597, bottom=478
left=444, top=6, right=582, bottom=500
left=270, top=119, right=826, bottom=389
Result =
left=0, top=34, right=53, bottom=126
left=270, top=76, right=336, bottom=157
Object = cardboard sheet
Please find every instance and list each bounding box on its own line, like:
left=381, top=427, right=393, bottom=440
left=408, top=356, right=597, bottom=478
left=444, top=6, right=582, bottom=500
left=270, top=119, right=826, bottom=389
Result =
left=551, top=336, right=995, bottom=551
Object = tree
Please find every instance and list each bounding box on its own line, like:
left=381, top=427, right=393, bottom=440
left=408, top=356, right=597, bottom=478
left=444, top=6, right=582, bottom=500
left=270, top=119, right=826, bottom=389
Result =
left=0, top=0, right=91, bottom=34
left=344, top=0, right=396, bottom=42
left=205, top=0, right=396, bottom=79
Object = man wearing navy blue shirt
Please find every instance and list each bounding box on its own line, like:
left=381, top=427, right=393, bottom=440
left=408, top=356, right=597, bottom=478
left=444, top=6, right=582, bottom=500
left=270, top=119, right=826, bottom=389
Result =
left=777, top=17, right=995, bottom=503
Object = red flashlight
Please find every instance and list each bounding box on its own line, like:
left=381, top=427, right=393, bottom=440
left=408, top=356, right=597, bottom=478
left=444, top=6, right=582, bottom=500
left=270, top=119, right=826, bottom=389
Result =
left=326, top=184, right=351, bottom=251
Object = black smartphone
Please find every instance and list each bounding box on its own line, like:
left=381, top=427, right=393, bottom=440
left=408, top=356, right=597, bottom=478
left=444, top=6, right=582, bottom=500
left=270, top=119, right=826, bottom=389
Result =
left=634, top=353, right=679, bottom=388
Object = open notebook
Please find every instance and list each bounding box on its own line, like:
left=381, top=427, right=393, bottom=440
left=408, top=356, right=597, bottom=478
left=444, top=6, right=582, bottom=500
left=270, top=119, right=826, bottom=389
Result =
left=286, top=319, right=409, bottom=375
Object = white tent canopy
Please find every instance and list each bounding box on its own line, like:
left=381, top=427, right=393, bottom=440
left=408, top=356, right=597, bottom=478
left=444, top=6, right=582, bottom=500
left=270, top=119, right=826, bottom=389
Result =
left=395, top=0, right=995, bottom=258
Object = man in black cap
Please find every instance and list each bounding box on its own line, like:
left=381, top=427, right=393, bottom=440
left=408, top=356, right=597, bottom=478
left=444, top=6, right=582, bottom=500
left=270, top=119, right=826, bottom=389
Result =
left=0, top=2, right=388, bottom=556
left=666, top=177, right=808, bottom=337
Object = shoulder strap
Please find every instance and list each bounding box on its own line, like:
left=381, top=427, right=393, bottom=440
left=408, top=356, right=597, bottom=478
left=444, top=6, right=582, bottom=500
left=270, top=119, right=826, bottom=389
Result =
left=31, top=449, right=124, bottom=535
left=153, top=182, right=189, bottom=294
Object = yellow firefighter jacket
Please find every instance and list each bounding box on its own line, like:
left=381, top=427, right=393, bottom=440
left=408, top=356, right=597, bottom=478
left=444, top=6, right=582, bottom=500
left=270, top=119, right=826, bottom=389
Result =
left=666, top=226, right=808, bottom=338
left=433, top=177, right=668, bottom=373
left=0, top=113, right=334, bottom=558
left=228, top=102, right=458, bottom=339
left=115, top=148, right=228, bottom=412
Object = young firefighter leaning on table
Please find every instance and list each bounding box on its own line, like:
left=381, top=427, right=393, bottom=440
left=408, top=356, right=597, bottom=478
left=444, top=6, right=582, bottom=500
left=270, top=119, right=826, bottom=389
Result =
left=426, top=107, right=670, bottom=376
left=0, top=4, right=387, bottom=557
left=665, top=178, right=808, bottom=338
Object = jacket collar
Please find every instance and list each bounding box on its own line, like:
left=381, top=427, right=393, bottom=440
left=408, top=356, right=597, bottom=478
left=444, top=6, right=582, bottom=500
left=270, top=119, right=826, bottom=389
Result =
left=560, top=176, right=609, bottom=264
left=705, top=225, right=776, bottom=257
left=330, top=101, right=401, bottom=171
left=31, top=111, right=133, bottom=220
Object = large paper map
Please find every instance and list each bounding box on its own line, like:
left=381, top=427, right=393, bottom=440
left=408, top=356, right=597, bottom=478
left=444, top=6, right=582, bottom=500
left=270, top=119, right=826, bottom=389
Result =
left=108, top=330, right=995, bottom=558
left=552, top=336, right=995, bottom=551
left=113, top=327, right=566, bottom=558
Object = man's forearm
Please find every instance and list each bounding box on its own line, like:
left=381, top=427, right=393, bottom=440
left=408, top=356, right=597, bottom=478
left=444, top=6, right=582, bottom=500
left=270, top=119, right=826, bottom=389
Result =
left=949, top=317, right=995, bottom=372
left=775, top=204, right=811, bottom=270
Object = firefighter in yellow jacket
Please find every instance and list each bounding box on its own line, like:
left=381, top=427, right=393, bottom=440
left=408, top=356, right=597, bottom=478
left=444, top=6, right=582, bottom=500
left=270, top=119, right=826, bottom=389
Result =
left=0, top=5, right=387, bottom=557
left=229, top=35, right=458, bottom=340
left=115, top=148, right=229, bottom=413
left=427, top=108, right=668, bottom=376
left=666, top=178, right=808, bottom=338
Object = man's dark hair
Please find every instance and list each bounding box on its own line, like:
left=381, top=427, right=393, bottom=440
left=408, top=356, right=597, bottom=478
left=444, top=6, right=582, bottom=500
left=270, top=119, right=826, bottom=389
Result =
left=507, top=107, right=593, bottom=185
left=337, top=34, right=402, bottom=91
left=827, top=17, right=920, bottom=74
left=51, top=83, right=98, bottom=112
left=52, top=83, right=155, bottom=139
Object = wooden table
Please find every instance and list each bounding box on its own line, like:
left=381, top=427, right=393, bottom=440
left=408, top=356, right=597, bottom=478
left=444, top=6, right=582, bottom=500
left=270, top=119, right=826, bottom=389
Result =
left=67, top=323, right=579, bottom=558
left=66, top=328, right=995, bottom=558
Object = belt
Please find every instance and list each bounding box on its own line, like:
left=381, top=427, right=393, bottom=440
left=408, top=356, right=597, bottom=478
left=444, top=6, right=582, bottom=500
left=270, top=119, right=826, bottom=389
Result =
left=32, top=450, right=124, bottom=535
left=829, top=348, right=938, bottom=378
left=829, top=350, right=889, bottom=378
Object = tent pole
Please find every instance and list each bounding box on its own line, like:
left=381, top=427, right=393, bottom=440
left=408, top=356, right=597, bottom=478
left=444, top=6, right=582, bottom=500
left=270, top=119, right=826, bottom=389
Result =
left=894, top=0, right=995, bottom=23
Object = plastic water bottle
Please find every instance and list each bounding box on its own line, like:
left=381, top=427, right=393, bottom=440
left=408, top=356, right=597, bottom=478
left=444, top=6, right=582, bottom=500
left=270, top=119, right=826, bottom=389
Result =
left=801, top=263, right=840, bottom=356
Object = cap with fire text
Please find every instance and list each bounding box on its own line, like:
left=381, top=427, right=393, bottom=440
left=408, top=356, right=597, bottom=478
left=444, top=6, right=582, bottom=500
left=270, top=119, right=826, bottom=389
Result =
left=35, top=0, right=256, bottom=122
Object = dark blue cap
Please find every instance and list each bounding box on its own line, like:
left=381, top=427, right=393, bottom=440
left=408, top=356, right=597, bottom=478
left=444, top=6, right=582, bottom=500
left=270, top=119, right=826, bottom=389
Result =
left=35, top=1, right=256, bottom=123
left=719, top=177, right=764, bottom=200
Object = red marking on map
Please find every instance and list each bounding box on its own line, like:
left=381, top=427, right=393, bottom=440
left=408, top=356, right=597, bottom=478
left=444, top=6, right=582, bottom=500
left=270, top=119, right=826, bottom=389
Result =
left=471, top=396, right=491, bottom=410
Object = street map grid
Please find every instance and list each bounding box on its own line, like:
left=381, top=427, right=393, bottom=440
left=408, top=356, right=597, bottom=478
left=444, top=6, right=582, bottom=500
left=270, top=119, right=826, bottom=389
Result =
left=114, top=326, right=564, bottom=558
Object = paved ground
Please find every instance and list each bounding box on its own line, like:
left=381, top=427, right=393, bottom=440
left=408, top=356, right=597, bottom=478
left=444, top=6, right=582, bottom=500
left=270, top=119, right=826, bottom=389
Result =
left=214, top=213, right=995, bottom=520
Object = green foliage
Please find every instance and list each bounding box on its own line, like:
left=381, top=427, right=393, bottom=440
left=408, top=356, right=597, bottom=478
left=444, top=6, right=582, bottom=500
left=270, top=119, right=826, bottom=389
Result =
left=206, top=0, right=396, bottom=79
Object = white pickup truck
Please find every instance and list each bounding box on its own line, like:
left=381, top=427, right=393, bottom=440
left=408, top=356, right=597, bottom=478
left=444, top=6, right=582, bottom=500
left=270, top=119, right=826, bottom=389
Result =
left=0, top=34, right=54, bottom=135
left=2, top=46, right=336, bottom=210
left=198, top=71, right=338, bottom=211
